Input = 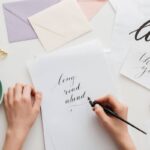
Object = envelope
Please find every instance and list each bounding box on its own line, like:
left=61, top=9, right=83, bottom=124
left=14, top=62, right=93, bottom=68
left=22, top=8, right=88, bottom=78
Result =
left=3, top=0, right=61, bottom=42
left=28, top=0, right=91, bottom=51
left=78, top=0, right=107, bottom=20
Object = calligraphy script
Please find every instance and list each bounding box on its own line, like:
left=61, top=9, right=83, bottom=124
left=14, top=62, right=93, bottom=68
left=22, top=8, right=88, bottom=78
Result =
left=58, top=74, right=86, bottom=105
left=129, top=20, right=150, bottom=41
left=135, top=52, right=150, bottom=78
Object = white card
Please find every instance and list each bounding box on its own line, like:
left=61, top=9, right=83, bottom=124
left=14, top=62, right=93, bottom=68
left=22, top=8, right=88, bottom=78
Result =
left=110, top=0, right=150, bottom=89
left=28, top=41, right=117, bottom=150
left=109, top=0, right=118, bottom=11
left=121, top=44, right=150, bottom=90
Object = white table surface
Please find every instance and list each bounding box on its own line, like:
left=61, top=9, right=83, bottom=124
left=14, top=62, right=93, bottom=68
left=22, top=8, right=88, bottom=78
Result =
left=0, top=1, right=150, bottom=150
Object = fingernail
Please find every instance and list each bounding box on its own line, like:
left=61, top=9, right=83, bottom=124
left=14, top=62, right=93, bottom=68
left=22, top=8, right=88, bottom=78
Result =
left=95, top=104, right=100, bottom=109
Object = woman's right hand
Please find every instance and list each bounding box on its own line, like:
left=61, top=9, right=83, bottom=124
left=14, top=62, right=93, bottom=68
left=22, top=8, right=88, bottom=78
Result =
left=94, top=95, right=136, bottom=150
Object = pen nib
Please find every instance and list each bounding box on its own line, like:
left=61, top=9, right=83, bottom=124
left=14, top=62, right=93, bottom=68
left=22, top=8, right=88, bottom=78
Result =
left=87, top=97, right=94, bottom=107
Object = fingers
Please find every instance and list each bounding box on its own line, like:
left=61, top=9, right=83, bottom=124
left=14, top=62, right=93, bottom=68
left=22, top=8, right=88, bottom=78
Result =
left=22, top=85, right=33, bottom=102
left=7, top=87, right=14, bottom=106
left=5, top=83, right=42, bottom=113
left=5, top=84, right=39, bottom=106
left=94, top=104, right=109, bottom=124
left=33, top=92, right=42, bottom=114
left=14, top=83, right=23, bottom=101
left=4, top=93, right=8, bottom=108
left=96, top=95, right=128, bottom=117
left=96, top=95, right=123, bottom=112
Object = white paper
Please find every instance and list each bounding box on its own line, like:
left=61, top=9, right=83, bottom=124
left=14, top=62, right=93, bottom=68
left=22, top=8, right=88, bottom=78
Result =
left=109, top=0, right=150, bottom=89
left=28, top=41, right=117, bottom=150
left=121, top=44, right=150, bottom=90
left=109, top=0, right=117, bottom=11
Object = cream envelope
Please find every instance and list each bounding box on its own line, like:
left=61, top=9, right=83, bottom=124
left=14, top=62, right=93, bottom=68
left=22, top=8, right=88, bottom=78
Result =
left=28, top=0, right=91, bottom=51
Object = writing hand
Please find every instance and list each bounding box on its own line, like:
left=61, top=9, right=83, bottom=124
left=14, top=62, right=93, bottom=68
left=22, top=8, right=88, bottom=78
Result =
left=94, top=95, right=136, bottom=150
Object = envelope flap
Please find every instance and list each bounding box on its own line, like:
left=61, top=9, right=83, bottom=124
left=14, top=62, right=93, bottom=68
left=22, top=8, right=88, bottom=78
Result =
left=78, top=0, right=107, bottom=19
left=3, top=0, right=60, bottom=24
left=29, top=0, right=91, bottom=37
left=78, top=0, right=106, bottom=10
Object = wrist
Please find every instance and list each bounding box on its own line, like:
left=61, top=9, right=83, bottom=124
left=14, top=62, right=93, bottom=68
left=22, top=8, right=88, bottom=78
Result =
left=3, top=128, right=29, bottom=150
left=6, top=128, right=28, bottom=140
left=116, top=133, right=136, bottom=150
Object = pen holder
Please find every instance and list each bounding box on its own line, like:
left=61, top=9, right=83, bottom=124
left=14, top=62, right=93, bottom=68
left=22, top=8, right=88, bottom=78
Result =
left=0, top=81, right=3, bottom=104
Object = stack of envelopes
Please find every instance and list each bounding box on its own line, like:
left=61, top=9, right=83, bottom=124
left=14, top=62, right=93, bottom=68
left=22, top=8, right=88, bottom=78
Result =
left=3, top=0, right=107, bottom=51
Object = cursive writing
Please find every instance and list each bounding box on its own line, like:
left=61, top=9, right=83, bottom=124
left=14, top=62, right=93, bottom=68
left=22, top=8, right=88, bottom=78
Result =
left=129, top=20, right=150, bottom=41
left=58, top=74, right=75, bottom=86
left=135, top=52, right=150, bottom=78
left=57, top=74, right=86, bottom=106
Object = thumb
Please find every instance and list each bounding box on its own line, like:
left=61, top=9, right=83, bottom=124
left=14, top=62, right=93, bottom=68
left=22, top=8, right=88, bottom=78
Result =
left=94, top=104, right=109, bottom=123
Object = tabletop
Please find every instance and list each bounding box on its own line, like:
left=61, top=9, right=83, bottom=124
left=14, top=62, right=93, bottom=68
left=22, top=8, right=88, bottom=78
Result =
left=0, top=1, right=150, bottom=150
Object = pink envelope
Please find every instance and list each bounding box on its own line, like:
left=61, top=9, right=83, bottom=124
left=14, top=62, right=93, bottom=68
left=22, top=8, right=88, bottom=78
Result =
left=78, top=0, right=108, bottom=20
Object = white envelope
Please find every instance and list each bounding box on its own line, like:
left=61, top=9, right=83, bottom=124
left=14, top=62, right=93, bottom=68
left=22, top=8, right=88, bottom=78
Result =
left=28, top=0, right=91, bottom=51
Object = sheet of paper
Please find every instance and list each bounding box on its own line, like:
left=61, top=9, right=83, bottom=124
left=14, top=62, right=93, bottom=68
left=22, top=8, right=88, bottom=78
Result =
left=110, top=0, right=150, bottom=89
left=3, top=0, right=60, bottom=42
left=28, top=0, right=91, bottom=51
left=121, top=44, right=150, bottom=90
left=28, top=41, right=117, bottom=150
left=78, top=0, right=107, bottom=20
left=110, top=0, right=144, bottom=63
left=109, top=0, right=117, bottom=11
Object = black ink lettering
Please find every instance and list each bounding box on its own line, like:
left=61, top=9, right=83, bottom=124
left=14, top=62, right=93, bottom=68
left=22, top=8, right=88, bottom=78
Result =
left=144, top=57, right=150, bottom=65
left=58, top=74, right=75, bottom=86
left=76, top=83, right=80, bottom=90
left=65, top=100, right=69, bottom=104
left=76, top=96, right=80, bottom=100
left=63, top=83, right=80, bottom=95
left=139, top=53, right=147, bottom=61
left=136, top=53, right=150, bottom=78
left=64, top=90, right=67, bottom=95
left=129, top=20, right=150, bottom=41
left=138, top=66, right=147, bottom=78
left=81, top=91, right=86, bottom=99
left=58, top=74, right=63, bottom=85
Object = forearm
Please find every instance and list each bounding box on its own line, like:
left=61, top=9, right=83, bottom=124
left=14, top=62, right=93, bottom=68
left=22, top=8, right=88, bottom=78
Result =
left=116, top=133, right=136, bottom=150
left=3, top=129, right=28, bottom=150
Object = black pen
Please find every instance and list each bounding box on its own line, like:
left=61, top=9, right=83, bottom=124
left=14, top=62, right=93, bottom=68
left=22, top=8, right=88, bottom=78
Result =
left=88, top=97, right=147, bottom=135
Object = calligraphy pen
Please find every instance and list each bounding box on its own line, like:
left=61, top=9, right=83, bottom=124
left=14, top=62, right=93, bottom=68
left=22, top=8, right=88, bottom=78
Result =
left=88, top=97, right=147, bottom=135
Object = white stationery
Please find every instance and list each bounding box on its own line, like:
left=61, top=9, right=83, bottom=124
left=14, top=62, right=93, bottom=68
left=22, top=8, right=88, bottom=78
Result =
left=28, top=41, right=117, bottom=150
left=109, top=0, right=150, bottom=89
left=121, top=44, right=150, bottom=90
left=109, top=0, right=117, bottom=11
left=28, top=0, right=91, bottom=51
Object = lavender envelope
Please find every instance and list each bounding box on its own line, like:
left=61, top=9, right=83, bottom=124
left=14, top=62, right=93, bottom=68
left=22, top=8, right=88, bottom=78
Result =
left=3, top=0, right=60, bottom=42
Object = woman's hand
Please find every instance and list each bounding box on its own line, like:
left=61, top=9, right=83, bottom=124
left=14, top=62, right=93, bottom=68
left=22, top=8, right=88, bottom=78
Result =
left=3, top=83, right=42, bottom=150
left=94, top=95, right=136, bottom=150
